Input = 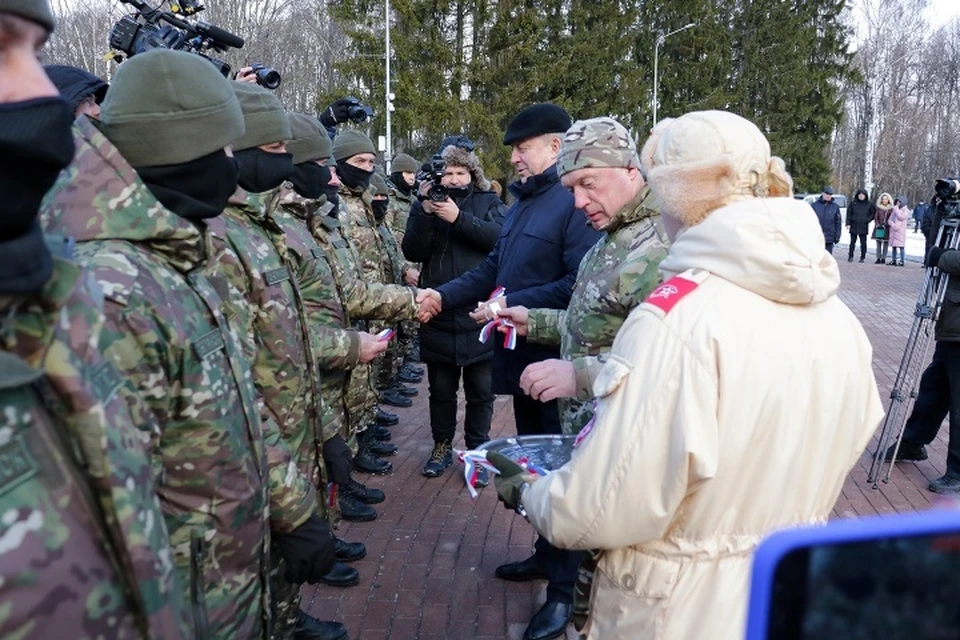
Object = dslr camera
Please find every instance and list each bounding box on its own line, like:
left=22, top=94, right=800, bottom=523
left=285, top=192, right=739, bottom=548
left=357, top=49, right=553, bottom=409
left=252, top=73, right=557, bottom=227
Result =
left=249, top=63, right=281, bottom=90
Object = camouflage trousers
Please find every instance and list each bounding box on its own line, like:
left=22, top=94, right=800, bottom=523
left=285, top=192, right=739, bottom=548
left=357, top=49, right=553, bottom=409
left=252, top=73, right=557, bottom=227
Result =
left=342, top=361, right=378, bottom=449
left=269, top=547, right=301, bottom=640
left=370, top=320, right=400, bottom=390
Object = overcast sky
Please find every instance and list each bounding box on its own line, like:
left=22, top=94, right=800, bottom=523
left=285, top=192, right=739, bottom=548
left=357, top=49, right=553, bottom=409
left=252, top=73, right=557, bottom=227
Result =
left=925, top=0, right=960, bottom=26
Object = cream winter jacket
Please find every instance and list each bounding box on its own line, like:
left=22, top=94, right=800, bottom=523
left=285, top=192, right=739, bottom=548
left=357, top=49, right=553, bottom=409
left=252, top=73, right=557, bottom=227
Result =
left=522, top=196, right=884, bottom=640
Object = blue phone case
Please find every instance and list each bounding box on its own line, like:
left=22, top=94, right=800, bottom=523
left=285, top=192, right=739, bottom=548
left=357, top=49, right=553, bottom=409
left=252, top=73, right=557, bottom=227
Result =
left=745, top=509, right=960, bottom=640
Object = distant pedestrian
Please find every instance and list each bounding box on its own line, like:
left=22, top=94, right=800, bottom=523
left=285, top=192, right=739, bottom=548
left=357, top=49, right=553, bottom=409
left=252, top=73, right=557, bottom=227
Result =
left=888, top=196, right=910, bottom=266
left=846, top=189, right=874, bottom=262
left=873, top=193, right=893, bottom=264
left=913, top=200, right=927, bottom=233
left=811, top=186, right=842, bottom=254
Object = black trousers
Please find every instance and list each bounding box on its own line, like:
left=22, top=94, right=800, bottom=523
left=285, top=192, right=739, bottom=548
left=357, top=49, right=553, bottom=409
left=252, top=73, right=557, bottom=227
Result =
left=511, top=394, right=582, bottom=603
left=427, top=360, right=493, bottom=449
left=825, top=242, right=834, bottom=254
left=902, top=341, right=960, bottom=477
left=848, top=232, right=868, bottom=259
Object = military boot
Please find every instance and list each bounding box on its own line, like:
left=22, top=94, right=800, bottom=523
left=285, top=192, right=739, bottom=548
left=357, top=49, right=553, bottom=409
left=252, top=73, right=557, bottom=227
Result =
left=370, top=424, right=392, bottom=441
left=334, top=537, right=367, bottom=562
left=344, top=477, right=385, bottom=504
left=422, top=440, right=453, bottom=478
left=380, top=387, right=412, bottom=407
left=397, top=367, right=422, bottom=384
left=320, top=561, right=360, bottom=588
left=376, top=408, right=399, bottom=426
left=293, top=612, right=348, bottom=640
left=338, top=491, right=377, bottom=522
left=403, top=359, right=424, bottom=376
left=368, top=439, right=398, bottom=457
left=393, top=382, right=418, bottom=397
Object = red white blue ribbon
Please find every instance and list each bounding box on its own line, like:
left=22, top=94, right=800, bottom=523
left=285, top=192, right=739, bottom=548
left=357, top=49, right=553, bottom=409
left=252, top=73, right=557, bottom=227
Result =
left=456, top=449, right=550, bottom=499
left=573, top=400, right=599, bottom=448
left=479, top=318, right=517, bottom=349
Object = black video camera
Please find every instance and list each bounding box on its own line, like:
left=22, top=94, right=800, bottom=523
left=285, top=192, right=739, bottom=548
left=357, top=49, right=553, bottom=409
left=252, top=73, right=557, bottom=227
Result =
left=425, top=154, right=448, bottom=202
left=935, top=178, right=960, bottom=217
left=249, top=63, right=281, bottom=90
left=109, top=0, right=244, bottom=77
left=342, top=96, right=375, bottom=124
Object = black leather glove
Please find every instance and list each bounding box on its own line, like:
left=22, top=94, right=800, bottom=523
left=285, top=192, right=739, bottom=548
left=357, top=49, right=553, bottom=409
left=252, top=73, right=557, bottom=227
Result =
left=927, top=246, right=949, bottom=268
left=319, top=98, right=355, bottom=128
left=273, top=514, right=336, bottom=584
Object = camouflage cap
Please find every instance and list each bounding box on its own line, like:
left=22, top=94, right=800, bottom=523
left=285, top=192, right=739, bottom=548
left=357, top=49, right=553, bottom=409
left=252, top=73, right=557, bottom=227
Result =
left=287, top=113, right=331, bottom=164
left=0, top=0, right=55, bottom=31
left=556, top=117, right=640, bottom=177
left=231, top=82, right=291, bottom=152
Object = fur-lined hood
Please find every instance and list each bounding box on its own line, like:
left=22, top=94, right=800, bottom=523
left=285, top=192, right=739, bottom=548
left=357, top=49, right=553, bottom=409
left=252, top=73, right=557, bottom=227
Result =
left=876, top=193, right=894, bottom=210
left=441, top=145, right=491, bottom=191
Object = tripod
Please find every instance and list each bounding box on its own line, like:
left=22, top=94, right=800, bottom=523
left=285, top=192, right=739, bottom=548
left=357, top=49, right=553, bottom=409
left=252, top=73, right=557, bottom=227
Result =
left=868, top=216, right=960, bottom=488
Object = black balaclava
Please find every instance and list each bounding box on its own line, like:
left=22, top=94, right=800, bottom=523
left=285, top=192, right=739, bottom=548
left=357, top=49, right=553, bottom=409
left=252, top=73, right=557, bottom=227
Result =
left=291, top=162, right=330, bottom=200
left=390, top=171, right=413, bottom=197
left=325, top=183, right=340, bottom=214
left=0, top=97, right=76, bottom=295
left=137, top=149, right=239, bottom=221
left=235, top=147, right=294, bottom=194
left=372, top=199, right=389, bottom=223
left=337, top=159, right=374, bottom=192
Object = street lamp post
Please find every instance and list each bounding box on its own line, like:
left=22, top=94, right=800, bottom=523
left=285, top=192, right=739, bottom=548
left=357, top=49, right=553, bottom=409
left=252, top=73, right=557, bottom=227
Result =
left=652, top=22, right=696, bottom=126
left=385, top=0, right=393, bottom=172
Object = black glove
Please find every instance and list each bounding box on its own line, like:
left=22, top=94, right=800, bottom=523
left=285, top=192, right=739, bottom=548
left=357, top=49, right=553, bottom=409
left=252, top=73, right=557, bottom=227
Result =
left=319, top=98, right=355, bottom=128
left=927, top=246, right=948, bottom=268
left=273, top=514, right=336, bottom=584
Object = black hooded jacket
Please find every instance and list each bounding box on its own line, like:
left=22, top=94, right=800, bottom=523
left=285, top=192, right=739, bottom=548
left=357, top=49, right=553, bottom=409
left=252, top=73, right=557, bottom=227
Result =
left=846, top=189, right=876, bottom=236
left=44, top=65, right=108, bottom=115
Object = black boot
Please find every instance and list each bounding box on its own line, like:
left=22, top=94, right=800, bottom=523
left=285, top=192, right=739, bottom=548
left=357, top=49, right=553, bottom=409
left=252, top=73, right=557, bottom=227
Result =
left=293, top=612, right=348, bottom=640
left=353, top=447, right=393, bottom=475
left=847, top=255, right=854, bottom=262
left=883, top=442, right=928, bottom=462
left=392, top=383, right=418, bottom=397
left=929, top=474, right=960, bottom=494
left=495, top=554, right=549, bottom=582
left=380, top=388, right=412, bottom=407
left=523, top=600, right=573, bottom=640
left=422, top=441, right=453, bottom=478
left=338, top=491, right=377, bottom=522
left=320, top=561, right=360, bottom=587
left=368, top=440, right=398, bottom=456
left=397, top=368, right=422, bottom=384
left=344, top=478, right=385, bottom=504
left=334, top=537, right=367, bottom=562
left=403, top=360, right=424, bottom=376
left=376, top=408, right=399, bottom=426
left=370, top=424, right=392, bottom=441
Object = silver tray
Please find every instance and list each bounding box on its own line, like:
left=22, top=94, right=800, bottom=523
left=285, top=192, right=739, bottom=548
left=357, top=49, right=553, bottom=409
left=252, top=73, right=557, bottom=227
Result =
left=477, top=434, right=577, bottom=472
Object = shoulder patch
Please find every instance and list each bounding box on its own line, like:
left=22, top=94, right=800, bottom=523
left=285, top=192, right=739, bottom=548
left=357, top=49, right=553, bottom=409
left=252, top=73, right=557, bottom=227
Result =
left=644, top=272, right=700, bottom=314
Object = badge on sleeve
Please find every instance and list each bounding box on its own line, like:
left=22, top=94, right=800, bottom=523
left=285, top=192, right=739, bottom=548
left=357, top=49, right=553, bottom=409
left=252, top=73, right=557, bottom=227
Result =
left=644, top=270, right=702, bottom=314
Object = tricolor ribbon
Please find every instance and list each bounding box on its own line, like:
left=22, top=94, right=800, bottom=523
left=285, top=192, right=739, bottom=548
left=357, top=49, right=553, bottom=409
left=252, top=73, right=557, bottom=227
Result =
left=456, top=449, right=550, bottom=499
left=478, top=318, right=517, bottom=349
left=573, top=400, right=599, bottom=448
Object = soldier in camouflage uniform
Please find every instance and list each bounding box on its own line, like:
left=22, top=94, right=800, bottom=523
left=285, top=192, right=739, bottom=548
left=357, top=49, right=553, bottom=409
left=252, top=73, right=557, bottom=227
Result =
left=1, top=5, right=190, bottom=636
left=273, top=114, right=393, bottom=522
left=501, top=117, right=670, bottom=435
left=40, top=50, right=334, bottom=640
left=211, top=84, right=352, bottom=640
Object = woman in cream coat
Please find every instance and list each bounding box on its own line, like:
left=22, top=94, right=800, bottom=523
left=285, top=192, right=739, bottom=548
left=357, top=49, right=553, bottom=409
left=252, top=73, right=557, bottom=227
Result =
left=518, top=110, right=884, bottom=640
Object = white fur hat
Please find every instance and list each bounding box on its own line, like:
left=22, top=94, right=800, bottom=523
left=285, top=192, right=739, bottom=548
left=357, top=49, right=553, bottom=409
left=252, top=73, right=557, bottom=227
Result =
left=640, top=110, right=793, bottom=228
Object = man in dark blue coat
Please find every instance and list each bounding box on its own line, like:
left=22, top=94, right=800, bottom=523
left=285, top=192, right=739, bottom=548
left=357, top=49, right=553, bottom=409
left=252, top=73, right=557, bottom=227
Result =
left=433, top=103, right=602, bottom=640
left=811, top=186, right=842, bottom=254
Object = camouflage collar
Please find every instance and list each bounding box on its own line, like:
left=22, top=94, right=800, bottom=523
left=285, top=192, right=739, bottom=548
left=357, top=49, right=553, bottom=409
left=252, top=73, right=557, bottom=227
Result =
left=390, top=189, right=414, bottom=204
left=40, top=118, right=210, bottom=273
left=606, top=186, right=658, bottom=234
left=276, top=185, right=323, bottom=221
left=0, top=257, right=81, bottom=351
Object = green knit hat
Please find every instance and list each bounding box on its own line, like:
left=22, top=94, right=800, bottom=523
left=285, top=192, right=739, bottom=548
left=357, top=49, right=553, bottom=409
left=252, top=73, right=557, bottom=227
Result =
left=287, top=113, right=331, bottom=164
left=100, top=50, right=244, bottom=168
left=371, top=172, right=389, bottom=196
left=332, top=130, right=376, bottom=162
left=392, top=153, right=419, bottom=174
left=0, top=0, right=55, bottom=31
left=231, top=82, right=290, bottom=152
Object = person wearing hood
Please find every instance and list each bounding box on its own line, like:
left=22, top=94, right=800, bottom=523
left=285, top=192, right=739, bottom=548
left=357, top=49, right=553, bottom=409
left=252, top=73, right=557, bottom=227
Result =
left=2, top=2, right=191, bottom=637
left=873, top=192, right=894, bottom=263
left=40, top=49, right=337, bottom=639
left=402, top=140, right=506, bottom=482
left=810, top=185, right=842, bottom=254
left=427, top=103, right=602, bottom=640
left=495, top=110, right=882, bottom=640
left=44, top=62, right=108, bottom=118
left=209, top=83, right=362, bottom=640
left=888, top=195, right=910, bottom=266
left=846, top=188, right=875, bottom=262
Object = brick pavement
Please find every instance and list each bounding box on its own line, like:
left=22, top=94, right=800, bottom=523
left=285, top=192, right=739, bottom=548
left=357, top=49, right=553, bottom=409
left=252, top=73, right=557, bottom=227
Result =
left=303, top=255, right=942, bottom=639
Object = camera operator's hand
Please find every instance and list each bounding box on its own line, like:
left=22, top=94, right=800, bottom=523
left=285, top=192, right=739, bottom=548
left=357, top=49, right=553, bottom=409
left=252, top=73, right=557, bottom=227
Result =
left=273, top=514, right=336, bottom=584
left=234, top=66, right=258, bottom=84
left=357, top=331, right=389, bottom=363
left=320, top=98, right=356, bottom=128
left=434, top=198, right=460, bottom=224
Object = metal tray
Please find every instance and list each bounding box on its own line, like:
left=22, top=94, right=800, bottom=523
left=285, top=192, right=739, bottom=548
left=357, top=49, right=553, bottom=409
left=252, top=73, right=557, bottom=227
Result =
left=477, top=434, right=577, bottom=472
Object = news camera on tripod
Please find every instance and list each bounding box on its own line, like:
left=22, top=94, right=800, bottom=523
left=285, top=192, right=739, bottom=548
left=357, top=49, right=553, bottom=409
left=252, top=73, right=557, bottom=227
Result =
left=877, top=178, right=960, bottom=494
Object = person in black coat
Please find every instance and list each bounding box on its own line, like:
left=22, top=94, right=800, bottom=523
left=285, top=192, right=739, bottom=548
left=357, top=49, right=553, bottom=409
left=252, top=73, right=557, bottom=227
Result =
left=428, top=103, right=603, bottom=640
left=846, top=188, right=875, bottom=262
left=44, top=64, right=108, bottom=119
left=811, top=185, right=842, bottom=254
left=402, top=142, right=506, bottom=479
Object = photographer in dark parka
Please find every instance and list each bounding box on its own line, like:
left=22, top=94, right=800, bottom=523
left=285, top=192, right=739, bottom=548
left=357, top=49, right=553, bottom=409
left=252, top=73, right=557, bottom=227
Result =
left=403, top=141, right=506, bottom=480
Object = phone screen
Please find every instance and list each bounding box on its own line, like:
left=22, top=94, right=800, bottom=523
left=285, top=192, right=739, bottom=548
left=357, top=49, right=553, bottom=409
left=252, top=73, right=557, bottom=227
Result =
left=767, top=533, right=960, bottom=639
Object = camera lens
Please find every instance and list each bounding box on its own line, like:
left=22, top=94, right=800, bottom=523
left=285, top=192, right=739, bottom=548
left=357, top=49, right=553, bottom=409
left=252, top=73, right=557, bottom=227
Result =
left=256, top=68, right=281, bottom=90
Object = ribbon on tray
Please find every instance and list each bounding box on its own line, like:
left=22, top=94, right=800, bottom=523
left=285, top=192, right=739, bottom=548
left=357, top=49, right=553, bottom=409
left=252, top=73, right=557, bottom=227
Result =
left=456, top=449, right=550, bottom=499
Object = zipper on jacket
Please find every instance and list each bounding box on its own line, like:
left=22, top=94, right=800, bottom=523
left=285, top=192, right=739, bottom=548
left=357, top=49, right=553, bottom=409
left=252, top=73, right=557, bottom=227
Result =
left=190, top=531, right=210, bottom=640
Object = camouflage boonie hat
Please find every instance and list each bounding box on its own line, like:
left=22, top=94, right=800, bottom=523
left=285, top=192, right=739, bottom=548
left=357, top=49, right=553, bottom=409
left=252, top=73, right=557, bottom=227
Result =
left=557, top=117, right=640, bottom=177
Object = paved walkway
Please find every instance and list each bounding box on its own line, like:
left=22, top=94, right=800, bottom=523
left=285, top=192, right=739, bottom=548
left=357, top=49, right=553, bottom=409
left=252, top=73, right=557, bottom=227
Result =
left=303, top=255, right=941, bottom=639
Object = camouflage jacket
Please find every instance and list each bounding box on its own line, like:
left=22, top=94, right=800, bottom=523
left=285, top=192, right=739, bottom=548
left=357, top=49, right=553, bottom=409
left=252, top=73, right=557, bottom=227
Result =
left=40, top=117, right=278, bottom=639
left=0, top=255, right=191, bottom=640
left=378, top=221, right=406, bottom=285
left=528, top=186, right=669, bottom=434
left=214, top=192, right=330, bottom=504
left=386, top=187, right=415, bottom=244
left=339, top=184, right=386, bottom=285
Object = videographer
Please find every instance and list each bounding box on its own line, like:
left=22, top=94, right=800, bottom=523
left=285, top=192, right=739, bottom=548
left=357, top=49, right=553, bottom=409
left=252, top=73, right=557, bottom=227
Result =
left=886, top=200, right=960, bottom=494
left=402, top=140, right=506, bottom=481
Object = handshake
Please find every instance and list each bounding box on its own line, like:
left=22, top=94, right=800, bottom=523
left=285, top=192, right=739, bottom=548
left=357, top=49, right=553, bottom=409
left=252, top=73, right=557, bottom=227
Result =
left=416, top=289, right=442, bottom=323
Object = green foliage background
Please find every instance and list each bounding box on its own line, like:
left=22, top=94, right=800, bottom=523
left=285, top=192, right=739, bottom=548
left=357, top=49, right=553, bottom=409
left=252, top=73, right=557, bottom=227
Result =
left=325, top=0, right=853, bottom=192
